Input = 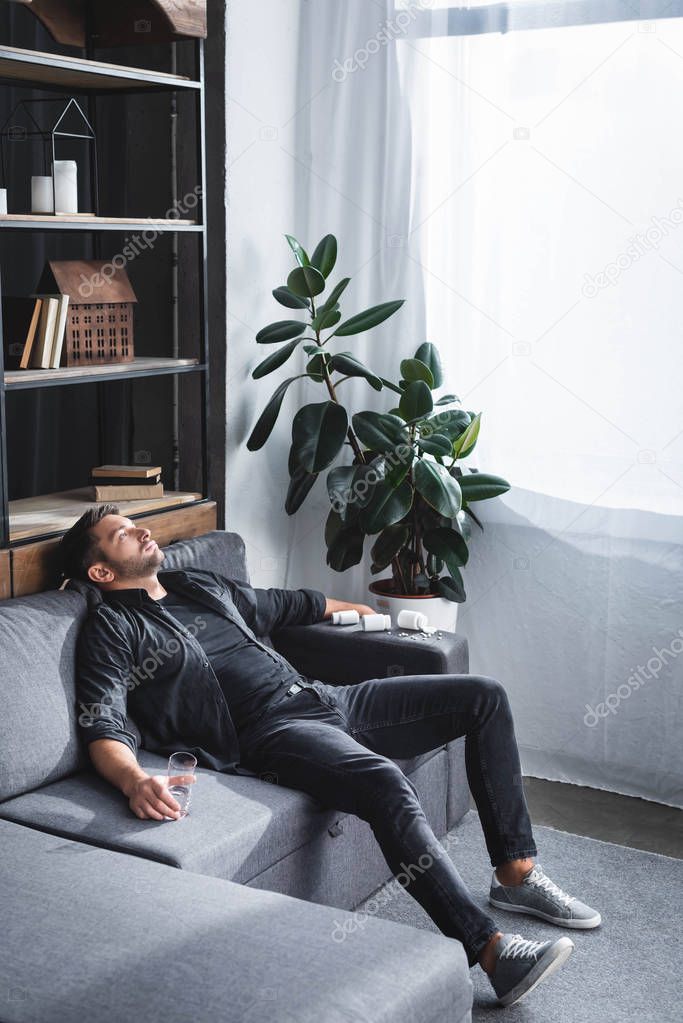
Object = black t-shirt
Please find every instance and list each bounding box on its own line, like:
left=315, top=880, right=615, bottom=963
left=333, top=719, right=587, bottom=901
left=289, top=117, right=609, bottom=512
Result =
left=157, top=587, right=288, bottom=731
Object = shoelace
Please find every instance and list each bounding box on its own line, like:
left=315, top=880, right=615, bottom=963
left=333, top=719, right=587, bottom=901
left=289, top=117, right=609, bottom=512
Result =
left=499, top=934, right=547, bottom=961
left=525, top=867, right=575, bottom=908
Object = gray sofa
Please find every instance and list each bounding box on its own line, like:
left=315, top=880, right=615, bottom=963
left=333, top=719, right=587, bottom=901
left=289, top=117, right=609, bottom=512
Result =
left=0, top=530, right=474, bottom=1022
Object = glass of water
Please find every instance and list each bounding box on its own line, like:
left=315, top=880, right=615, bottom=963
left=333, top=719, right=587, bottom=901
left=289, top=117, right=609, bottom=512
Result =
left=165, top=751, right=197, bottom=820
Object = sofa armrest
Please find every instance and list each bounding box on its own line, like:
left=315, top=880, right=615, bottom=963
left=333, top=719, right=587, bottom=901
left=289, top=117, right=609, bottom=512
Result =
left=271, top=622, right=469, bottom=684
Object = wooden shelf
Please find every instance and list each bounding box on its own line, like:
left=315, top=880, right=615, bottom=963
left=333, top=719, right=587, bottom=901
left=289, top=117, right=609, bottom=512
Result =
left=9, top=489, right=203, bottom=543
left=4, top=357, right=203, bottom=390
left=0, top=214, right=202, bottom=232
left=0, top=45, right=201, bottom=93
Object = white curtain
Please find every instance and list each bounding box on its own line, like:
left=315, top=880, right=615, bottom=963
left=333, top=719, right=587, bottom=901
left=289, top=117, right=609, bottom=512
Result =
left=227, top=0, right=683, bottom=805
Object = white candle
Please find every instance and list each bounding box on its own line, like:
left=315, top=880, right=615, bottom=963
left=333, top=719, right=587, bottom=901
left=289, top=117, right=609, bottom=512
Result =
left=0, top=189, right=6, bottom=215
left=53, top=159, right=78, bottom=214
left=31, top=175, right=54, bottom=213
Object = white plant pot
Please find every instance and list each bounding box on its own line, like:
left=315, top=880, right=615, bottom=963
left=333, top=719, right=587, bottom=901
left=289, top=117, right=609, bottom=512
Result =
left=368, top=580, right=459, bottom=633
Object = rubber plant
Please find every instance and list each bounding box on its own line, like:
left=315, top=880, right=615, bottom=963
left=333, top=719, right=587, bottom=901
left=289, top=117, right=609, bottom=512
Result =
left=246, top=233, right=510, bottom=603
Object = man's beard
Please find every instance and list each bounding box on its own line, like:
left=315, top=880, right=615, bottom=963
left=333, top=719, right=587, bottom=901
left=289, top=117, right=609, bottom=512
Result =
left=109, top=547, right=164, bottom=581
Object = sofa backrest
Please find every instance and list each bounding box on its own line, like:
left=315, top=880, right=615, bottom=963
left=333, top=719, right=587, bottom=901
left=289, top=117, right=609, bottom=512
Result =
left=0, top=530, right=249, bottom=803
left=0, top=589, right=90, bottom=802
left=161, top=530, right=249, bottom=582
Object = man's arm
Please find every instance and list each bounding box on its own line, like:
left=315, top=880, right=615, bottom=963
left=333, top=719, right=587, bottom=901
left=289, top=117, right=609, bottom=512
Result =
left=214, top=573, right=376, bottom=632
left=321, top=597, right=375, bottom=619
left=77, top=610, right=189, bottom=821
left=89, top=738, right=193, bottom=821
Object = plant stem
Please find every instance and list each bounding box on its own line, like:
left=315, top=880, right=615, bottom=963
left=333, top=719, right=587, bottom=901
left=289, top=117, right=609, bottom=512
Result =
left=312, top=302, right=407, bottom=591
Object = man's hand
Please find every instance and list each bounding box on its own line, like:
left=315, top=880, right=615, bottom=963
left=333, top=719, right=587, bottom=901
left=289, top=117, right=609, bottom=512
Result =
left=127, top=773, right=196, bottom=821
left=323, top=598, right=376, bottom=620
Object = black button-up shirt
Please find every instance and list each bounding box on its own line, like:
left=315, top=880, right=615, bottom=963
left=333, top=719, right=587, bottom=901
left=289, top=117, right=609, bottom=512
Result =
left=72, top=567, right=327, bottom=773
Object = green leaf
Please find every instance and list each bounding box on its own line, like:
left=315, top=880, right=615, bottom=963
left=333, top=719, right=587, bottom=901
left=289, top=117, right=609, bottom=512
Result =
left=463, top=505, right=484, bottom=531
left=306, top=353, right=329, bottom=381
left=351, top=411, right=410, bottom=453
left=434, top=393, right=460, bottom=406
left=246, top=376, right=299, bottom=451
left=350, top=460, right=383, bottom=510
left=370, top=523, right=411, bottom=571
left=436, top=571, right=467, bottom=603
left=288, top=442, right=299, bottom=477
left=328, top=353, right=383, bottom=390
left=459, top=472, right=510, bottom=502
left=414, top=342, right=443, bottom=388
left=413, top=460, right=462, bottom=518
left=422, top=408, right=470, bottom=440
left=325, top=507, right=344, bottom=547
left=285, top=465, right=318, bottom=514
left=311, top=306, right=341, bottom=332
left=417, top=433, right=452, bottom=457
left=452, top=412, right=481, bottom=459
left=422, top=526, right=470, bottom=572
left=359, top=479, right=413, bottom=535
left=400, top=358, right=434, bottom=388
left=318, top=277, right=351, bottom=315
left=384, top=446, right=413, bottom=488
left=292, top=400, right=349, bottom=473
left=310, top=234, right=338, bottom=278
left=326, top=524, right=365, bottom=571
left=399, top=380, right=433, bottom=422
left=333, top=300, right=405, bottom=337
left=252, top=336, right=305, bottom=379
left=285, top=234, right=310, bottom=267
left=272, top=286, right=310, bottom=309
left=326, top=465, right=358, bottom=524
left=303, top=344, right=320, bottom=355
left=256, top=320, right=307, bottom=344
left=287, top=265, right=326, bottom=299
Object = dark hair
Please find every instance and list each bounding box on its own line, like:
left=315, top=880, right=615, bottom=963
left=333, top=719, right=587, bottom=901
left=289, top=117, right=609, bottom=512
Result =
left=57, top=503, right=120, bottom=583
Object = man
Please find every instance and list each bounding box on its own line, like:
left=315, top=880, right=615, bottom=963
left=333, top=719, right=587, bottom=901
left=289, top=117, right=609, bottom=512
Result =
left=59, top=505, right=600, bottom=1009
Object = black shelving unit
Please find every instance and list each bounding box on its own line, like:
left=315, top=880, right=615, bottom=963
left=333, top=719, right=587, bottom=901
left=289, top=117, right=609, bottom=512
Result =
left=0, top=36, right=211, bottom=549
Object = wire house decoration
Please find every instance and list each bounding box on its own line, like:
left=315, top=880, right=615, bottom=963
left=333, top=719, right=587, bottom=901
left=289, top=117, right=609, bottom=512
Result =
left=0, top=96, right=99, bottom=215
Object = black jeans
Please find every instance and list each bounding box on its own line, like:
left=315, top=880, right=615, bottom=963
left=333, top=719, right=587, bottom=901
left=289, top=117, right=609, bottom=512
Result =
left=238, top=673, right=538, bottom=967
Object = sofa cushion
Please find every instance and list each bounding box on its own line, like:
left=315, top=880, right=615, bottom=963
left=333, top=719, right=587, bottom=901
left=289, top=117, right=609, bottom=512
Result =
left=0, top=745, right=447, bottom=888
left=0, top=589, right=89, bottom=801
left=0, top=818, right=473, bottom=1023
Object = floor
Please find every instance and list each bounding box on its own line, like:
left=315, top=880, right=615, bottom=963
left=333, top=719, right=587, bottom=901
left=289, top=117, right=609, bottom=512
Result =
left=516, top=777, right=683, bottom=859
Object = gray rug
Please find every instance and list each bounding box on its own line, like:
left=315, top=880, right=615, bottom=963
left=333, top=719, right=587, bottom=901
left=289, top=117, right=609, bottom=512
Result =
left=356, top=810, right=682, bottom=1021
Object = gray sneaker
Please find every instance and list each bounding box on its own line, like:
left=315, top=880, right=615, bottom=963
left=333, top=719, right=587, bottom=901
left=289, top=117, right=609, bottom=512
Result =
left=489, top=932, right=574, bottom=1007
left=490, top=863, right=601, bottom=928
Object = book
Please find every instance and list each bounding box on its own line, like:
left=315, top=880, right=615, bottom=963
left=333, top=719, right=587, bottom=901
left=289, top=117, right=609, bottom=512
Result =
left=50, top=294, right=70, bottom=368
left=91, top=464, right=163, bottom=479
left=1, top=297, right=41, bottom=371
left=90, top=473, right=162, bottom=487
left=92, top=483, right=164, bottom=501
left=20, top=299, right=43, bottom=370
left=30, top=296, right=60, bottom=369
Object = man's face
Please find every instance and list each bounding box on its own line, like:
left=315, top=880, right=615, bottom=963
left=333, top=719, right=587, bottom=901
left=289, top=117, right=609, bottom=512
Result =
left=87, top=514, right=165, bottom=585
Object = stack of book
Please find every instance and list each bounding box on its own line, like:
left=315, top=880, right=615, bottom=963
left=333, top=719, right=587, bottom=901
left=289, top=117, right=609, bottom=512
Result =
left=1, top=294, right=70, bottom=370
left=90, top=465, right=164, bottom=502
